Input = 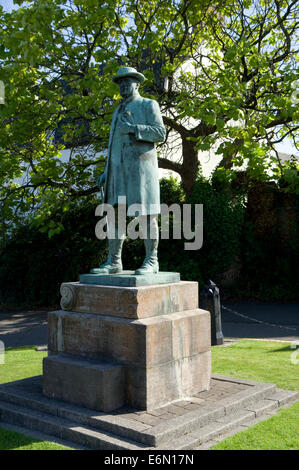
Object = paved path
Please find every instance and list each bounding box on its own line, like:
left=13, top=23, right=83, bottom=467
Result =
left=221, top=301, right=299, bottom=343
left=0, top=301, right=298, bottom=348
left=0, top=310, right=49, bottom=348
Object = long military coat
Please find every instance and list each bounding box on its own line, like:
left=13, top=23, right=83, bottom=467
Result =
left=104, top=92, right=166, bottom=216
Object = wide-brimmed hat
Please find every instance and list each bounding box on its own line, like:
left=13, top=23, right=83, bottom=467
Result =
left=112, top=67, right=145, bottom=84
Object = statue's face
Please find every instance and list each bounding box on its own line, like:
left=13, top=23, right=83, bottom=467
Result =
left=118, top=77, right=139, bottom=98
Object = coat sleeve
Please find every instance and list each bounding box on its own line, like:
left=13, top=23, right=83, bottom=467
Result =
left=134, top=100, right=166, bottom=143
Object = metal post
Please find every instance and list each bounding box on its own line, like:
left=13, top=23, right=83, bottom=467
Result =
left=202, top=280, right=224, bottom=346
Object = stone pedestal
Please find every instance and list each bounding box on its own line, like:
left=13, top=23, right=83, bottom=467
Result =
left=43, top=354, right=124, bottom=412
left=43, top=275, right=211, bottom=411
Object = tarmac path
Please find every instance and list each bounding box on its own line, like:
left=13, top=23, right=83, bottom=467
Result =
left=221, top=301, right=299, bottom=343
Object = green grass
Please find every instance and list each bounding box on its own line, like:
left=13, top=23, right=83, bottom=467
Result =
left=212, top=340, right=299, bottom=391
left=0, top=346, right=47, bottom=384
left=211, top=401, right=299, bottom=450
left=211, top=340, right=299, bottom=450
left=0, top=426, right=72, bottom=450
left=0, top=341, right=299, bottom=450
left=0, top=346, right=72, bottom=450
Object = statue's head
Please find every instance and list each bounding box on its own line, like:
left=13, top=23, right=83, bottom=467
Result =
left=113, top=67, right=145, bottom=98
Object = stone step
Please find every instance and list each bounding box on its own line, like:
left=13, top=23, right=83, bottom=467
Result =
left=157, top=409, right=257, bottom=450
left=0, top=400, right=148, bottom=450
left=2, top=391, right=296, bottom=451
left=0, top=396, right=281, bottom=451
left=0, top=376, right=277, bottom=447
left=0, top=376, right=279, bottom=446
left=1, top=376, right=297, bottom=450
left=264, top=388, right=299, bottom=406
left=157, top=389, right=299, bottom=450
left=146, top=381, right=277, bottom=447
left=43, top=354, right=125, bottom=412
left=0, top=381, right=151, bottom=445
left=242, top=398, right=279, bottom=417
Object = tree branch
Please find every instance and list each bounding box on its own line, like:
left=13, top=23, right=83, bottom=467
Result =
left=162, top=115, right=189, bottom=136
left=158, top=156, right=182, bottom=174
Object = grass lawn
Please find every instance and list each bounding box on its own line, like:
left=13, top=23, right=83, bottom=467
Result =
left=0, top=426, right=72, bottom=450
left=212, top=340, right=299, bottom=391
left=0, top=346, right=47, bottom=385
left=211, top=401, right=299, bottom=450
left=0, top=341, right=298, bottom=450
left=211, top=340, right=299, bottom=450
left=0, top=346, right=72, bottom=450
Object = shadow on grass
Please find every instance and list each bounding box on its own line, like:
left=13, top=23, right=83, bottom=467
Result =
left=266, top=344, right=299, bottom=353
left=0, top=425, right=42, bottom=450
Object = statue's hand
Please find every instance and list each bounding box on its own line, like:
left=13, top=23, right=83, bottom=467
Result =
left=119, top=114, right=135, bottom=134
left=97, top=171, right=106, bottom=189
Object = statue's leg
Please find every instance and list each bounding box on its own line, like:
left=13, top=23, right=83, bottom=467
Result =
left=91, top=207, right=125, bottom=274
left=135, top=214, right=159, bottom=275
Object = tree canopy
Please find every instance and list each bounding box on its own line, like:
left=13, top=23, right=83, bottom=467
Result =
left=0, top=0, right=298, bottom=237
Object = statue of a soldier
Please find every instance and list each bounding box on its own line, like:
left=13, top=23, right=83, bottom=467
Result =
left=92, top=67, right=166, bottom=275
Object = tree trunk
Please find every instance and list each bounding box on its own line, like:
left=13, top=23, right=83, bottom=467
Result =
left=181, top=138, right=199, bottom=196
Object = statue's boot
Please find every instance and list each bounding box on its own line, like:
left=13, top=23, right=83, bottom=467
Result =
left=135, top=238, right=159, bottom=275
left=90, top=238, right=124, bottom=274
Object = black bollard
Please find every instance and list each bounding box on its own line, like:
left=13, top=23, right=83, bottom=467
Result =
left=201, top=280, right=224, bottom=346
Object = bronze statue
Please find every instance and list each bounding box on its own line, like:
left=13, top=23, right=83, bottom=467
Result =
left=92, top=67, right=166, bottom=275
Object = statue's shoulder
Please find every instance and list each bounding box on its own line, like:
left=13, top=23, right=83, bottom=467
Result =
left=140, top=96, right=157, bottom=104
left=135, top=96, right=159, bottom=108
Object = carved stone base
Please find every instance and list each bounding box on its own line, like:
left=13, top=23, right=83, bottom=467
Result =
left=44, top=281, right=211, bottom=411
left=60, top=280, right=198, bottom=319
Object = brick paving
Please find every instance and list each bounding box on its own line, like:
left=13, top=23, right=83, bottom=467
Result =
left=113, top=378, right=250, bottom=429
